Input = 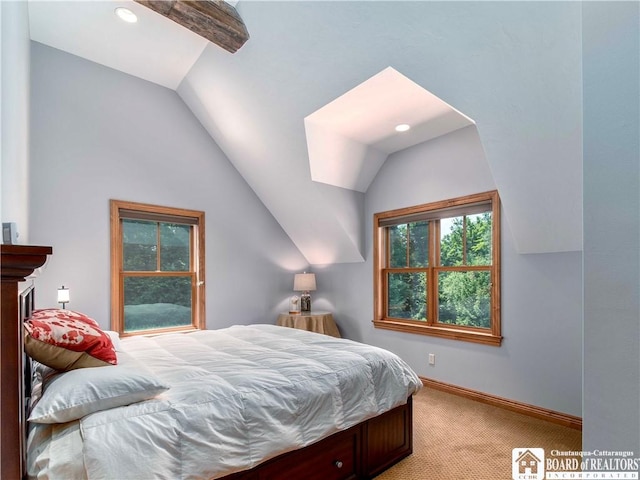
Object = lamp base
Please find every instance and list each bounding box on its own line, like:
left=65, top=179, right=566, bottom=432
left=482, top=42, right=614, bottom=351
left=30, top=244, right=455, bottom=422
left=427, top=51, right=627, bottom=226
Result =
left=300, top=293, right=311, bottom=312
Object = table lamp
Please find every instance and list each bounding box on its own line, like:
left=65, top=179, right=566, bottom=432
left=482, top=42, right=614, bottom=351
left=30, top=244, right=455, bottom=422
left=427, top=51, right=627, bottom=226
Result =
left=294, top=272, right=316, bottom=312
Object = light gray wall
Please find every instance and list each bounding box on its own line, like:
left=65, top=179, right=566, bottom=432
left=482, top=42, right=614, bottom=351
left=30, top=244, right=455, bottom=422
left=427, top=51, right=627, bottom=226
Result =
left=28, top=42, right=308, bottom=328
left=583, top=2, right=640, bottom=452
left=1, top=1, right=31, bottom=241
left=318, top=126, right=583, bottom=417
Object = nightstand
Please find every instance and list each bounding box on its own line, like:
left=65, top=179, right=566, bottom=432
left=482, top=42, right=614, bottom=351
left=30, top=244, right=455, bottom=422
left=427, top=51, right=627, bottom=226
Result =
left=276, top=311, right=341, bottom=338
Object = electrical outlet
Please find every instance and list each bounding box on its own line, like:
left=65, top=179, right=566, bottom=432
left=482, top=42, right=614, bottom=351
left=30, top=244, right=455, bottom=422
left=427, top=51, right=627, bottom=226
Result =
left=428, top=353, right=435, bottom=366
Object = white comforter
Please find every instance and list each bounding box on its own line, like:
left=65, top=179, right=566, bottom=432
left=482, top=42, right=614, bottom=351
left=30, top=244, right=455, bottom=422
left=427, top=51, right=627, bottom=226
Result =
left=41, top=325, right=422, bottom=479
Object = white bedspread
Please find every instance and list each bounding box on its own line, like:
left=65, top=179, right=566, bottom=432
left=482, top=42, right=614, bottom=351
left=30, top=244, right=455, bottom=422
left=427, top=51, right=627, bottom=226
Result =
left=40, top=325, right=422, bottom=479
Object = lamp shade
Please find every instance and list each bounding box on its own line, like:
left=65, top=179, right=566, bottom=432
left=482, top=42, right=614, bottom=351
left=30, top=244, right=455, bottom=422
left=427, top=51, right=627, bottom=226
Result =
left=57, top=286, right=70, bottom=304
left=293, top=273, right=316, bottom=292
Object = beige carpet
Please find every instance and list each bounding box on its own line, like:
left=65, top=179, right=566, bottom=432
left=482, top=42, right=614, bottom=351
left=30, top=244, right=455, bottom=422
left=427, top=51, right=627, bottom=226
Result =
left=376, top=387, right=581, bottom=479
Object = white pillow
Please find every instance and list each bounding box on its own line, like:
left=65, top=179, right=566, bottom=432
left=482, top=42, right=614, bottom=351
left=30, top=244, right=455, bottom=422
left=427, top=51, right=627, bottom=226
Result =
left=29, top=357, right=170, bottom=424
left=104, top=330, right=123, bottom=352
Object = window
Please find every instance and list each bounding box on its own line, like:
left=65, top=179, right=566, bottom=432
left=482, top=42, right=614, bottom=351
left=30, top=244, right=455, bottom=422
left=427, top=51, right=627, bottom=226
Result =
left=110, top=200, right=205, bottom=336
left=373, top=191, right=501, bottom=346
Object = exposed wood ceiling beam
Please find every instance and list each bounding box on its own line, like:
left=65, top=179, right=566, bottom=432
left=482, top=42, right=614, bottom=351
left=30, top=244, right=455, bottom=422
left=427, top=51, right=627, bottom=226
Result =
left=134, top=0, right=249, bottom=53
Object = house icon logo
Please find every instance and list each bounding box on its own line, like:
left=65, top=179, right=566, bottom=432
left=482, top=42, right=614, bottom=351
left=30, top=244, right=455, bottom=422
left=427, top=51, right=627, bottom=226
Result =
left=512, top=448, right=545, bottom=480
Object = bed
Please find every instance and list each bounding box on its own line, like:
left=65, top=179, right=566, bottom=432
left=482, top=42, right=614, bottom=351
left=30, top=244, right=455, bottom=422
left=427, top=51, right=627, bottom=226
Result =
left=1, top=246, right=422, bottom=480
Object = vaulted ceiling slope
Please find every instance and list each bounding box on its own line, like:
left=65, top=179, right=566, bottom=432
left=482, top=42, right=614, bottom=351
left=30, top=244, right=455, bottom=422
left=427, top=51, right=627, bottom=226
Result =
left=28, top=1, right=583, bottom=263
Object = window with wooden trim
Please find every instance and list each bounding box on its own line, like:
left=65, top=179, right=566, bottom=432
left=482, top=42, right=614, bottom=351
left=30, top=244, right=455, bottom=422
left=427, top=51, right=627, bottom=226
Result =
left=110, top=200, right=205, bottom=336
left=373, top=191, right=501, bottom=346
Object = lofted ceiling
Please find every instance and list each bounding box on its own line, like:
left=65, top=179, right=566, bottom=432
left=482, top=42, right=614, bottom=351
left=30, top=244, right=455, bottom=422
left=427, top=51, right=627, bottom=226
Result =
left=27, top=0, right=471, bottom=195
left=26, top=1, right=584, bottom=263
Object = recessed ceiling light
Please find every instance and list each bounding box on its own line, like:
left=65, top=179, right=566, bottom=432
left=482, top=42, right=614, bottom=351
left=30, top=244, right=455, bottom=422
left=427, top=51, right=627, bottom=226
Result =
left=395, top=124, right=411, bottom=132
left=115, top=7, right=138, bottom=23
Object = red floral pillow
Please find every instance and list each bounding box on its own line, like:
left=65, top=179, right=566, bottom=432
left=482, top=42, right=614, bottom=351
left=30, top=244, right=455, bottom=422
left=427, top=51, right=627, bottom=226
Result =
left=25, top=309, right=117, bottom=371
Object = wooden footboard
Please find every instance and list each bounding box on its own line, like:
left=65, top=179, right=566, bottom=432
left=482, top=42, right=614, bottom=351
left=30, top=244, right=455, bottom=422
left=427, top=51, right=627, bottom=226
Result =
left=220, top=395, right=413, bottom=480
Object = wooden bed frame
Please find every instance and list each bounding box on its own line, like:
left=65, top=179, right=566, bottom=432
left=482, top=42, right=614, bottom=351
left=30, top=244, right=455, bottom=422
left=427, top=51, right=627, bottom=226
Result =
left=1, top=245, right=413, bottom=480
left=217, top=396, right=412, bottom=480
left=1, top=245, right=52, bottom=480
